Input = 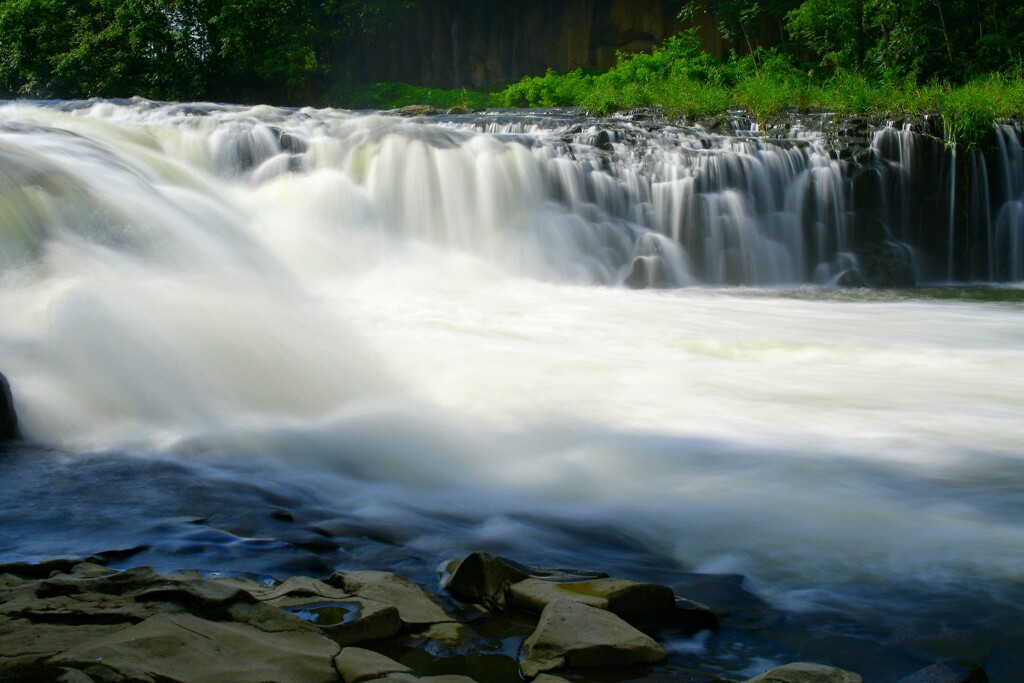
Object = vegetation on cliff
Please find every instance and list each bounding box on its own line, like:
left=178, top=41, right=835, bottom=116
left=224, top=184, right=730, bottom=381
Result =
left=1, top=0, right=1021, bottom=144
left=493, top=31, right=1024, bottom=146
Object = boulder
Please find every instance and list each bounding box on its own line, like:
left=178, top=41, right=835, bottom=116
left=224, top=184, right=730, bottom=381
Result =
left=743, top=662, right=864, bottom=683
left=443, top=552, right=529, bottom=603
left=335, top=647, right=412, bottom=683
left=894, top=661, right=988, bottom=683
left=519, top=599, right=665, bottom=678
left=508, top=577, right=676, bottom=623
left=850, top=214, right=916, bottom=288
left=392, top=105, right=438, bottom=117
left=330, top=570, right=452, bottom=628
left=0, top=371, right=21, bottom=440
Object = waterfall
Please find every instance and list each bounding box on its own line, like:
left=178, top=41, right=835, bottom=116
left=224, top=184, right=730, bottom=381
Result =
left=2, top=100, right=1024, bottom=682
left=2, top=100, right=1022, bottom=287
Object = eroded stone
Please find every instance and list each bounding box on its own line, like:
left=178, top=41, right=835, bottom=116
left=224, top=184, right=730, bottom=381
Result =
left=50, top=612, right=340, bottom=683
left=335, top=646, right=412, bottom=683
left=520, top=599, right=665, bottom=678
left=330, top=570, right=452, bottom=627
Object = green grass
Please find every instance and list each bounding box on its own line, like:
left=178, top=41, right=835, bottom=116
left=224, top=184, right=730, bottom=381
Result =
left=338, top=82, right=498, bottom=110
left=337, top=30, right=1023, bottom=148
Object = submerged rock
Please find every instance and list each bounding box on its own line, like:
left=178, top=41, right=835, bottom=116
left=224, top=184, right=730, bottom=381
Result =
left=894, top=660, right=988, bottom=683
left=743, top=662, right=864, bottom=683
left=519, top=599, right=666, bottom=678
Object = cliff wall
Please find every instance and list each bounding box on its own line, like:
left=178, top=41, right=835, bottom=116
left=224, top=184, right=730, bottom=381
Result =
left=349, top=0, right=724, bottom=89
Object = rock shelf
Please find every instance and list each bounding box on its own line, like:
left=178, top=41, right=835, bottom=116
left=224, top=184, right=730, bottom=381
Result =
left=0, top=553, right=985, bottom=683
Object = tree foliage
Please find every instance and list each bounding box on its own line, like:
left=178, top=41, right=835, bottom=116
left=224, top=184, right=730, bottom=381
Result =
left=687, top=0, right=1024, bottom=81
left=0, top=0, right=413, bottom=102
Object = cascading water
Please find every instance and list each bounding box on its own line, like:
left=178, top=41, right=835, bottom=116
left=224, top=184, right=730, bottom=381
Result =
left=1, top=100, right=1024, bottom=681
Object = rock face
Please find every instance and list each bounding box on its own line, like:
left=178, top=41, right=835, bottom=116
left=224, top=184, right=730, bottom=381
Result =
left=0, top=371, right=20, bottom=440
left=520, top=599, right=666, bottom=677
left=346, top=0, right=730, bottom=89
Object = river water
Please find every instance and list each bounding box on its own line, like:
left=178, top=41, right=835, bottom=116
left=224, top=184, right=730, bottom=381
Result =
left=0, top=100, right=1022, bottom=681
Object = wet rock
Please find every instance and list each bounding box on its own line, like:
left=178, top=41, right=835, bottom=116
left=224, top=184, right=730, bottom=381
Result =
left=625, top=256, right=661, bottom=288
left=594, top=130, right=614, bottom=152
left=857, top=240, right=916, bottom=288
left=508, top=577, right=676, bottom=623
left=330, top=570, right=452, bottom=627
left=335, top=646, right=412, bottom=683
left=0, top=372, right=20, bottom=440
left=446, top=107, right=471, bottom=115
left=743, top=662, right=864, bottom=683
left=443, top=552, right=529, bottom=603
left=850, top=214, right=916, bottom=287
left=392, top=105, right=439, bottom=117
left=255, top=577, right=402, bottom=646
left=519, top=599, right=665, bottom=678
left=894, top=661, right=988, bottom=683
left=836, top=268, right=868, bottom=288
left=50, top=612, right=340, bottom=683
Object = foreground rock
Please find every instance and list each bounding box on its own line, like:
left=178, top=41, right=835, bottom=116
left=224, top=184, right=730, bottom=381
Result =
left=0, top=563, right=340, bottom=682
left=519, top=599, right=666, bottom=678
left=0, top=553, right=979, bottom=683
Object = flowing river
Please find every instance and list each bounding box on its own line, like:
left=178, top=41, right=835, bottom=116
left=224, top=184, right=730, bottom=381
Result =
left=0, top=100, right=1022, bottom=681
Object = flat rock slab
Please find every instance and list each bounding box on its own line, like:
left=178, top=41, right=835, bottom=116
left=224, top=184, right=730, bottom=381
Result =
left=50, top=612, right=340, bottom=683
left=508, top=577, right=675, bottom=621
left=336, top=646, right=412, bottom=683
left=520, top=598, right=665, bottom=678
left=330, top=570, right=452, bottom=627
left=744, top=662, right=864, bottom=683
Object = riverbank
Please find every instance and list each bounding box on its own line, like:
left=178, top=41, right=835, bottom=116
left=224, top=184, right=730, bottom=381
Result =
left=0, top=553, right=987, bottom=683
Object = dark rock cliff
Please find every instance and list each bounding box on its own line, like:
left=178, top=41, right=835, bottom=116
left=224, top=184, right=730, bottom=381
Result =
left=347, top=0, right=723, bottom=89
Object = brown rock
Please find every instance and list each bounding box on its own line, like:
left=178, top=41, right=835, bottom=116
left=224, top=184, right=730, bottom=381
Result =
left=520, top=599, right=665, bottom=677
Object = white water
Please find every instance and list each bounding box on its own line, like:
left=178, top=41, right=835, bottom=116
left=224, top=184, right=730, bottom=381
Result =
left=1, top=100, right=1024, bottom=675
